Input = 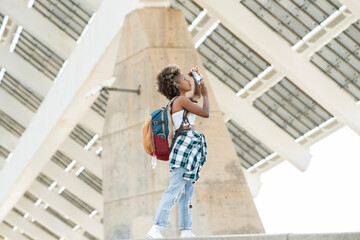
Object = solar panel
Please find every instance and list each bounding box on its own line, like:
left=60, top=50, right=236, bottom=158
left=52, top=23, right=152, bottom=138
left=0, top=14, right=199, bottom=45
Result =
left=226, top=119, right=274, bottom=169
left=32, top=0, right=94, bottom=40
left=46, top=206, right=78, bottom=229
left=254, top=77, right=333, bottom=139
left=83, top=231, right=99, bottom=240
left=51, top=151, right=102, bottom=194
left=31, top=219, right=60, bottom=239
left=0, top=72, right=43, bottom=112
left=52, top=151, right=72, bottom=169
left=241, top=0, right=343, bottom=45
left=15, top=29, right=65, bottom=80
left=69, top=124, right=96, bottom=148
left=61, top=189, right=96, bottom=215
left=36, top=173, right=53, bottom=186
left=198, top=23, right=271, bottom=92
left=77, top=169, right=102, bottom=194
left=0, top=109, right=25, bottom=138
left=14, top=200, right=61, bottom=240
left=91, top=90, right=109, bottom=118
left=311, top=20, right=360, bottom=101
left=37, top=173, right=96, bottom=215
left=170, top=0, right=203, bottom=24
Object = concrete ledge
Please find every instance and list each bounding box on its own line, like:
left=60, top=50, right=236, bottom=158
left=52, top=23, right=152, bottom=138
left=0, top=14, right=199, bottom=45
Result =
left=289, top=232, right=360, bottom=240
left=161, top=232, right=360, bottom=240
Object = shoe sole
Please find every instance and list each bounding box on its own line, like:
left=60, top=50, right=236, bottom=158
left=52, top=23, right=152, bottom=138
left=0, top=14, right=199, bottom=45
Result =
left=146, top=234, right=166, bottom=239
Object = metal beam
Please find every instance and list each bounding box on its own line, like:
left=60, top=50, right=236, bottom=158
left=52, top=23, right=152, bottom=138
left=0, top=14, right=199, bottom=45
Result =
left=339, top=0, right=360, bottom=19
left=0, top=222, right=29, bottom=240
left=0, top=0, right=139, bottom=223
left=28, top=180, right=103, bottom=239
left=6, top=210, right=55, bottom=240
left=0, top=157, right=5, bottom=169
left=242, top=167, right=263, bottom=198
left=79, top=0, right=103, bottom=11
left=16, top=197, right=88, bottom=240
left=0, top=45, right=51, bottom=96
left=191, top=15, right=219, bottom=44
left=0, top=126, right=18, bottom=151
left=0, top=88, right=34, bottom=127
left=42, top=161, right=103, bottom=213
left=58, top=137, right=102, bottom=179
left=0, top=0, right=75, bottom=59
left=300, top=7, right=357, bottom=57
left=196, top=0, right=360, bottom=136
left=206, top=70, right=312, bottom=172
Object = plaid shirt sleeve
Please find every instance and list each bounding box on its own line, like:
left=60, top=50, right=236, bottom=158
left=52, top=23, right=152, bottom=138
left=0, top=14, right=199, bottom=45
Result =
left=169, top=131, right=207, bottom=182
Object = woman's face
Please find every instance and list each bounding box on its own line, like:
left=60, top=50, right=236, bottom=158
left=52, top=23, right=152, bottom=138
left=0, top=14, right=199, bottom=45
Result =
left=176, top=73, right=191, bottom=92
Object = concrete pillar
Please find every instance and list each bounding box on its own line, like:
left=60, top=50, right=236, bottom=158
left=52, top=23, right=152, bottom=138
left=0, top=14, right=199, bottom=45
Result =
left=102, top=7, right=264, bottom=239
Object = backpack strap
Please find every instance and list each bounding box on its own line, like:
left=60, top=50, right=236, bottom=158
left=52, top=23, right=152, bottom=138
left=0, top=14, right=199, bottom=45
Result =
left=166, top=96, right=177, bottom=109
left=181, top=109, right=190, bottom=126
left=155, top=97, right=178, bottom=137
left=170, top=110, right=189, bottom=150
left=189, top=97, right=198, bottom=103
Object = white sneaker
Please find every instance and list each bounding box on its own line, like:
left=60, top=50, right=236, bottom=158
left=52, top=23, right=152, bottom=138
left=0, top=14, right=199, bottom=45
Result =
left=146, top=225, right=164, bottom=239
left=180, top=229, right=196, bottom=238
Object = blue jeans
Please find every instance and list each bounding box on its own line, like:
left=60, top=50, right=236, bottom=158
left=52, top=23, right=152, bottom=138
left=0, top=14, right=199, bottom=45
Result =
left=153, top=167, right=195, bottom=230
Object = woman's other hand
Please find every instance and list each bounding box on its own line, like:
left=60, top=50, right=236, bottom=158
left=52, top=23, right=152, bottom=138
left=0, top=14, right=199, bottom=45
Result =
left=200, top=81, right=208, bottom=96
left=188, top=66, right=199, bottom=76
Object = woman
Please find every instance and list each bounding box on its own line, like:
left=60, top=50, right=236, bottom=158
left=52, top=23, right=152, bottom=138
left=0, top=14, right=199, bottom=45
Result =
left=146, top=64, right=210, bottom=238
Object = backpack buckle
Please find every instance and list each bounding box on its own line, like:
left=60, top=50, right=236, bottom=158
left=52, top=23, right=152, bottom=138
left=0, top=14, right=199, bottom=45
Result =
left=152, top=120, right=165, bottom=125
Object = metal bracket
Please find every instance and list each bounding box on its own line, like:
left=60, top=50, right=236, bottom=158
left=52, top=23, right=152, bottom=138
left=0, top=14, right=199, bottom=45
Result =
left=103, top=85, right=141, bottom=95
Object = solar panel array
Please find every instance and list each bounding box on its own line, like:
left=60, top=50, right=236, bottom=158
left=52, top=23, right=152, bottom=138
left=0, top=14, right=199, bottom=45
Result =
left=37, top=173, right=96, bottom=215
left=78, top=169, right=102, bottom=194
left=241, top=0, right=343, bottom=45
left=0, top=72, right=43, bottom=112
left=170, top=0, right=203, bottom=24
left=51, top=151, right=102, bottom=194
left=91, top=91, right=109, bottom=118
left=69, top=124, right=96, bottom=148
left=311, top=20, right=360, bottom=101
left=20, top=191, right=61, bottom=238
left=32, top=0, right=94, bottom=40
left=35, top=173, right=99, bottom=239
left=3, top=212, right=40, bottom=239
left=14, top=29, right=65, bottom=80
left=0, top=109, right=25, bottom=138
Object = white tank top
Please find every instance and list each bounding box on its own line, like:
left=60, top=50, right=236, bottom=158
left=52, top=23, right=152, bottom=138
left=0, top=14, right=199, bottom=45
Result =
left=171, top=110, right=196, bottom=130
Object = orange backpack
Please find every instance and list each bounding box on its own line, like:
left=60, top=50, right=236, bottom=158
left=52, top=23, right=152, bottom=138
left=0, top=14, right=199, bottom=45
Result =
left=142, top=98, right=176, bottom=168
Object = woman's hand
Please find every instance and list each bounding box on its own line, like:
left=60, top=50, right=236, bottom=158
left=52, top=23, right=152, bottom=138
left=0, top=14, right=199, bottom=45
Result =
left=200, top=81, right=208, bottom=96
left=188, top=66, right=199, bottom=76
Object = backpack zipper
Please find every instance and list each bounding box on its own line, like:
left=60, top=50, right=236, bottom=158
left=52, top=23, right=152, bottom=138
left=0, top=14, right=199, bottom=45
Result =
left=161, top=108, right=165, bottom=135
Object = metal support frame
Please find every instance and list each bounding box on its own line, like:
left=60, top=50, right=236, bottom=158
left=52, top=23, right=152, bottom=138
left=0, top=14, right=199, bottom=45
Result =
left=103, top=84, right=141, bottom=95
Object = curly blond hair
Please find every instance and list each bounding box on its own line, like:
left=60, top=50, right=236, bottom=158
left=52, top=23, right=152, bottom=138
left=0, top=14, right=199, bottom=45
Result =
left=156, top=64, right=181, bottom=100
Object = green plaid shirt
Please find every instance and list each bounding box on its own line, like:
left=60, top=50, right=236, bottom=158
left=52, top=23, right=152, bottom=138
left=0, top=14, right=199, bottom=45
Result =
left=169, top=130, right=207, bottom=182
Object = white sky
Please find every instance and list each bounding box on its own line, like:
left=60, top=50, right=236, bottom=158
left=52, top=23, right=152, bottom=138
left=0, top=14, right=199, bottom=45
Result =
left=254, top=126, right=360, bottom=234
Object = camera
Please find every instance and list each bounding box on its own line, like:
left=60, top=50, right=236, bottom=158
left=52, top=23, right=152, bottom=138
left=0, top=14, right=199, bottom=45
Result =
left=191, top=72, right=203, bottom=86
